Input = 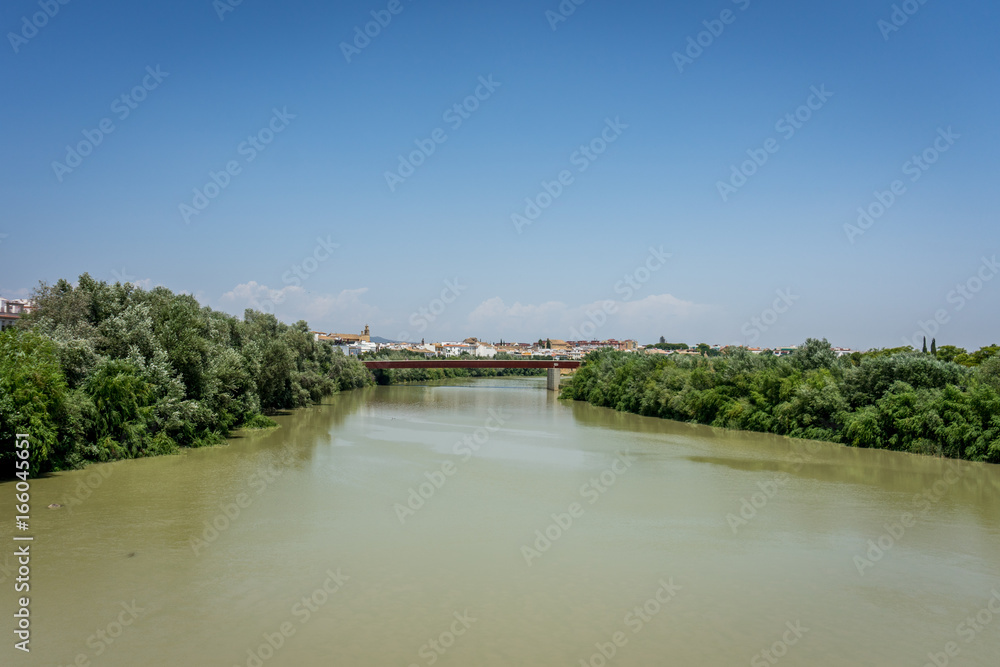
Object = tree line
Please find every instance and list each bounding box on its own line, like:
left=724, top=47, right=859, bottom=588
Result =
left=561, top=339, right=1000, bottom=463
left=0, top=275, right=375, bottom=476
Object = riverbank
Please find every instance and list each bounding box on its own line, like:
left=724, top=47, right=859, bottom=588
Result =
left=0, top=275, right=376, bottom=476
left=559, top=341, right=1000, bottom=463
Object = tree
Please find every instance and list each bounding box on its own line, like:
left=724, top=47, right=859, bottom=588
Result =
left=0, top=329, right=68, bottom=474
left=9, top=274, right=377, bottom=471
left=931, top=338, right=937, bottom=356
left=935, top=345, right=967, bottom=364
left=84, top=358, right=154, bottom=456
left=791, top=338, right=837, bottom=372
left=560, top=339, right=996, bottom=463
left=922, top=337, right=927, bottom=354
left=659, top=336, right=666, bottom=345
left=969, top=345, right=1000, bottom=366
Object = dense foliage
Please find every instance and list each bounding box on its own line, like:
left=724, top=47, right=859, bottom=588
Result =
left=561, top=339, right=1000, bottom=463
left=1, top=274, right=374, bottom=475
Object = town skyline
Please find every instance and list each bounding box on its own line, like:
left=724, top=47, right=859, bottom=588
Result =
left=3, top=283, right=992, bottom=356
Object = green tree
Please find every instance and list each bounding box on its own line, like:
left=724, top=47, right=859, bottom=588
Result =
left=791, top=338, right=836, bottom=372
left=5, top=274, right=378, bottom=472
left=935, top=345, right=967, bottom=364
left=84, top=358, right=154, bottom=459
left=0, top=329, right=68, bottom=474
left=968, top=345, right=1000, bottom=366
left=560, top=339, right=994, bottom=462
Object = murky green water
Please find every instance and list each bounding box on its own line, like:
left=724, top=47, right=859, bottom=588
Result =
left=3, top=377, right=999, bottom=666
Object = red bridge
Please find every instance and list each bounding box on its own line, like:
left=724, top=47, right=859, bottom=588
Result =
left=362, top=359, right=581, bottom=390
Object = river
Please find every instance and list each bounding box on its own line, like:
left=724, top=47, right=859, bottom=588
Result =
left=5, top=377, right=1000, bottom=666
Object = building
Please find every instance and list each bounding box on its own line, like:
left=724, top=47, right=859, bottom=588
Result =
left=334, top=340, right=377, bottom=357
left=314, top=325, right=371, bottom=345
left=0, top=297, right=34, bottom=332
left=436, top=342, right=476, bottom=356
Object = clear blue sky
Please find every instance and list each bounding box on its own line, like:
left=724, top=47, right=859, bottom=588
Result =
left=2, top=0, right=998, bottom=349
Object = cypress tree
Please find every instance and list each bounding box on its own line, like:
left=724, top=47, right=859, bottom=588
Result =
left=931, top=338, right=937, bottom=356
left=923, top=336, right=927, bottom=354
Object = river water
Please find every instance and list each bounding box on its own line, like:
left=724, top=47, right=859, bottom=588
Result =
left=5, top=377, right=1000, bottom=666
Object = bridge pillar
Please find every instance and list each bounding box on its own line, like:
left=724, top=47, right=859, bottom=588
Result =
left=547, top=367, right=560, bottom=392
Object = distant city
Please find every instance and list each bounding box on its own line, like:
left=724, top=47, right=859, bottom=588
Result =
left=310, top=325, right=859, bottom=359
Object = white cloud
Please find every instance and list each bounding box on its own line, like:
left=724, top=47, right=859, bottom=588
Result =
left=217, top=282, right=379, bottom=330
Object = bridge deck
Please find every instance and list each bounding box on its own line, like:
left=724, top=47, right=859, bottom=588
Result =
left=362, top=359, right=581, bottom=370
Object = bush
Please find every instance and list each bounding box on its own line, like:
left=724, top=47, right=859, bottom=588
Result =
left=1, top=274, right=377, bottom=475
left=561, top=342, right=1000, bottom=463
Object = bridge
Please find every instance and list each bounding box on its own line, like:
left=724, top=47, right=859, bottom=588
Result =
left=362, top=359, right=581, bottom=391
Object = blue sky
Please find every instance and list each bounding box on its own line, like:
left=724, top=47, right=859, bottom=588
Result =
left=2, top=0, right=998, bottom=349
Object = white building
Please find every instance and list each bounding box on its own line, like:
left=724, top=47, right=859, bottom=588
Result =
left=475, top=344, right=497, bottom=358
left=336, top=341, right=377, bottom=357
left=437, top=343, right=476, bottom=356
left=0, top=297, right=34, bottom=331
